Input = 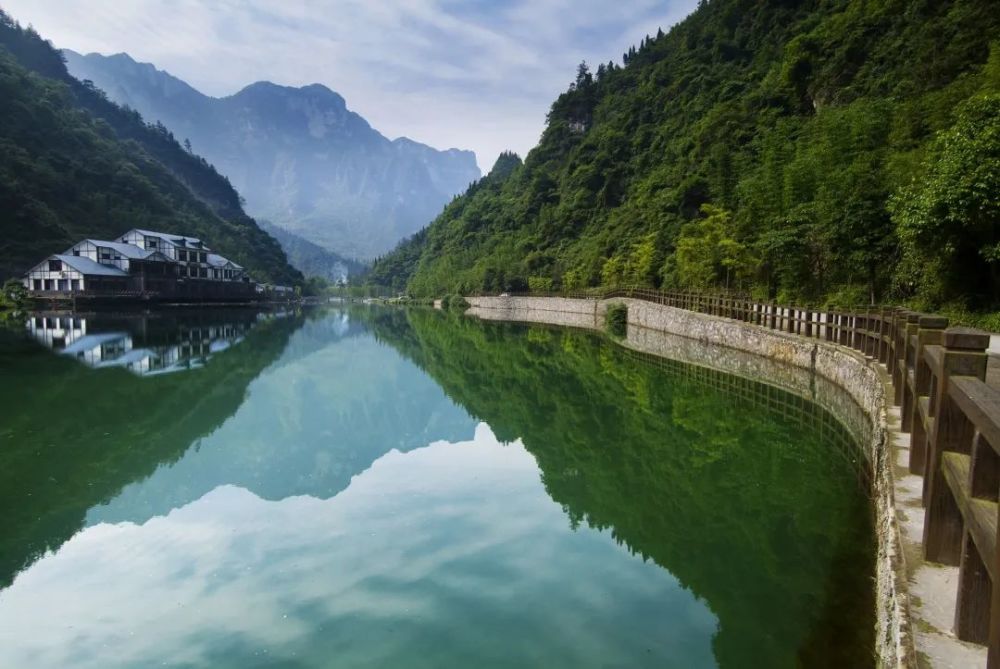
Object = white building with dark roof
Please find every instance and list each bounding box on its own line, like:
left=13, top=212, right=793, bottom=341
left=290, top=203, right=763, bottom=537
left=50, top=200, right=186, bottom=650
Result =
left=120, top=228, right=213, bottom=280
left=23, top=253, right=131, bottom=293
left=67, top=239, right=170, bottom=272
left=207, top=253, right=247, bottom=282
left=25, top=313, right=253, bottom=376
left=22, top=230, right=253, bottom=298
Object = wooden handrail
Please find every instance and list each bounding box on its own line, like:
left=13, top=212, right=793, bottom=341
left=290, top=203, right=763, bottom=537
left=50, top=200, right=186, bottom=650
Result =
left=950, top=377, right=1000, bottom=459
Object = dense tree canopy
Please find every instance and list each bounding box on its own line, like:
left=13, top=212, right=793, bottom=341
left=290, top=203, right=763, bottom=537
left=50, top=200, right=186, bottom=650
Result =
left=891, top=94, right=1000, bottom=306
left=371, top=0, right=1000, bottom=309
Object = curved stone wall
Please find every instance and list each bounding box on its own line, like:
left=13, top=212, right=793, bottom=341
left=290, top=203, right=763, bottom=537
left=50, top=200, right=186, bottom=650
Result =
left=467, top=295, right=912, bottom=668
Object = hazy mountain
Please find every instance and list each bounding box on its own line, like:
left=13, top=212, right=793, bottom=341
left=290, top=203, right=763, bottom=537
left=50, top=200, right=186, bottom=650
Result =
left=258, top=221, right=364, bottom=284
left=63, top=50, right=481, bottom=260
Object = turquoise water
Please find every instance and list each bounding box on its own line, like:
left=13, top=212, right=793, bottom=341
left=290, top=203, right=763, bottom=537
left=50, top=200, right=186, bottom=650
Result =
left=0, top=307, right=874, bottom=668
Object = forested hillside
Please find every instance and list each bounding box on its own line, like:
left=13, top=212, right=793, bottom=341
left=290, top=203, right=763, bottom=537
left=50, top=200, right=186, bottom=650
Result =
left=371, top=0, right=1000, bottom=309
left=0, top=10, right=302, bottom=285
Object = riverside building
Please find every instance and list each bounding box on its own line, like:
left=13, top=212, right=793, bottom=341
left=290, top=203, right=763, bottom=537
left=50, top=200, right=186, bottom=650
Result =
left=21, top=229, right=264, bottom=302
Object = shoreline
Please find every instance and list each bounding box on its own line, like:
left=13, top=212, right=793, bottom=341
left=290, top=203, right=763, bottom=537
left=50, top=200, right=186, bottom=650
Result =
left=464, top=295, right=939, bottom=668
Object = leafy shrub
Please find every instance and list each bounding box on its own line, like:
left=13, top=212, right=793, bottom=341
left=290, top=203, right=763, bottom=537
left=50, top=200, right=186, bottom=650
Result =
left=528, top=276, right=554, bottom=293
left=605, top=302, right=628, bottom=337
left=1, top=278, right=27, bottom=310
left=441, top=294, right=469, bottom=310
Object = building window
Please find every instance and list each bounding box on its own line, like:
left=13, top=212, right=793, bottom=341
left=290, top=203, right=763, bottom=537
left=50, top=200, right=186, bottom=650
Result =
left=32, top=279, right=41, bottom=291
left=71, top=279, right=81, bottom=291
left=44, top=279, right=53, bottom=291
left=200, top=267, right=208, bottom=278
left=178, top=250, right=187, bottom=262
left=48, top=259, right=62, bottom=271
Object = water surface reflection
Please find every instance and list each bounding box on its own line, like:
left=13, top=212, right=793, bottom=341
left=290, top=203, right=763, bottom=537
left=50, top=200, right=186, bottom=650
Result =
left=0, top=306, right=874, bottom=668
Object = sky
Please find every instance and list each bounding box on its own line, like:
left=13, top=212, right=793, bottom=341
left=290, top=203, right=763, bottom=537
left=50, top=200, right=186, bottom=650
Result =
left=2, top=0, right=699, bottom=172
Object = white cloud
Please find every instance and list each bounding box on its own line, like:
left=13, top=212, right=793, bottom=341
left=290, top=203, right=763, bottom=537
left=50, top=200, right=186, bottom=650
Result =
left=1, top=0, right=699, bottom=171
left=0, top=425, right=717, bottom=668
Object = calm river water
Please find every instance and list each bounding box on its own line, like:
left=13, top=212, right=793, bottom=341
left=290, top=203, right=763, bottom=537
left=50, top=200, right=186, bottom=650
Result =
left=0, top=306, right=874, bottom=668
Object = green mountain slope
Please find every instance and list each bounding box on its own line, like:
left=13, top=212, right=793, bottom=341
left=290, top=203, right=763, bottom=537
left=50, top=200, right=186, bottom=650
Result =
left=0, top=10, right=302, bottom=285
left=372, top=0, right=1000, bottom=308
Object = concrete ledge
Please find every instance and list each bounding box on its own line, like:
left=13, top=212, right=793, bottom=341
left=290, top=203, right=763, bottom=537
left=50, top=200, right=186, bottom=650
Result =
left=467, top=295, right=915, bottom=669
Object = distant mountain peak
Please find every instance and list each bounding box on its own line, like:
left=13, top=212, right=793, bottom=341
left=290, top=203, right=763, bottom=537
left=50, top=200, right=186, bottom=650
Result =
left=230, top=80, right=349, bottom=112
left=62, top=50, right=481, bottom=260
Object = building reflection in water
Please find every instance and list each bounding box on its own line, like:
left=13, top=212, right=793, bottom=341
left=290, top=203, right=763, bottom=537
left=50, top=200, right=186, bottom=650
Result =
left=25, top=309, right=285, bottom=376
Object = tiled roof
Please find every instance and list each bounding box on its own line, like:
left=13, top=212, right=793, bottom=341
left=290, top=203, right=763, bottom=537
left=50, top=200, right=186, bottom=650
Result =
left=129, top=228, right=206, bottom=248
left=80, top=240, right=155, bottom=259
left=54, top=254, right=129, bottom=277
left=61, top=332, right=128, bottom=354
left=207, top=253, right=243, bottom=269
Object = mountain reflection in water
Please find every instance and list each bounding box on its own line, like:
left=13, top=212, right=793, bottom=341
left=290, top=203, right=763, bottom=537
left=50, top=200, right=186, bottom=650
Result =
left=0, top=306, right=874, bottom=669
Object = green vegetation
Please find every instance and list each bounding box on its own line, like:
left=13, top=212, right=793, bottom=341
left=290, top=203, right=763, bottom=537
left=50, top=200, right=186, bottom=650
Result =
left=604, top=302, right=627, bottom=337
left=0, top=11, right=302, bottom=285
left=0, top=278, right=26, bottom=311
left=440, top=294, right=469, bottom=310
left=394, top=296, right=436, bottom=306
left=371, top=0, right=1000, bottom=312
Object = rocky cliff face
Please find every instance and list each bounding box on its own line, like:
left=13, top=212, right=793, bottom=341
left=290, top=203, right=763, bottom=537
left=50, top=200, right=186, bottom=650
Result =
left=63, top=50, right=481, bottom=259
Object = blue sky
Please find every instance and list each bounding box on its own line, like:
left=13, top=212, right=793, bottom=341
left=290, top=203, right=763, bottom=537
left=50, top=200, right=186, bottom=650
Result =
left=3, top=1, right=699, bottom=171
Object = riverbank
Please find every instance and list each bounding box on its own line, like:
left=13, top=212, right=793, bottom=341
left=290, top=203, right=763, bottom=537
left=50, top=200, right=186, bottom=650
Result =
left=464, top=295, right=985, bottom=669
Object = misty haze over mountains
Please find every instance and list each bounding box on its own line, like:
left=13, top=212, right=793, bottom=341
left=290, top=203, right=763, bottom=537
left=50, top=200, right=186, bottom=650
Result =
left=63, top=49, right=482, bottom=262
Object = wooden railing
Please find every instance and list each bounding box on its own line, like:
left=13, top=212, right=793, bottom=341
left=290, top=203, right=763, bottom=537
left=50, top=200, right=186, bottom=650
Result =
left=489, top=287, right=998, bottom=664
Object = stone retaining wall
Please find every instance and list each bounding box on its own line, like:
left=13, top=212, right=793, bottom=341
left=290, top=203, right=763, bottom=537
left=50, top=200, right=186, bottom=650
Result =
left=467, top=295, right=912, bottom=669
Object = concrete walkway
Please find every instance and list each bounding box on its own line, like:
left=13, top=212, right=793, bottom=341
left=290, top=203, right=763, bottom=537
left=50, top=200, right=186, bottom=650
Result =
left=887, top=395, right=987, bottom=667
left=893, top=353, right=999, bottom=667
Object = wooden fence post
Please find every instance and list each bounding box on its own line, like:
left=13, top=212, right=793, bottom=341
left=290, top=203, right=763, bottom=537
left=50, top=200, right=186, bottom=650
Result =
left=879, top=307, right=896, bottom=366
left=894, top=312, right=920, bottom=410
left=955, top=426, right=998, bottom=644
left=885, top=309, right=898, bottom=375
left=900, top=314, right=923, bottom=434
left=907, top=315, right=949, bottom=475
left=864, top=307, right=877, bottom=357
left=922, top=327, right=990, bottom=562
